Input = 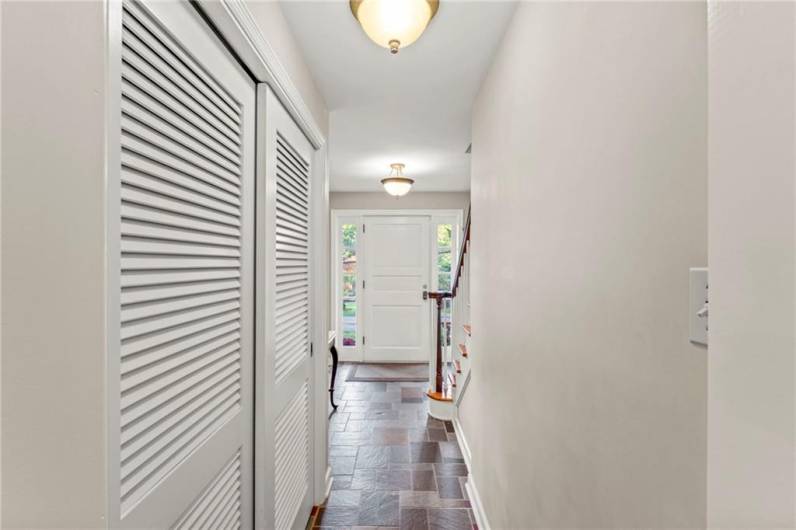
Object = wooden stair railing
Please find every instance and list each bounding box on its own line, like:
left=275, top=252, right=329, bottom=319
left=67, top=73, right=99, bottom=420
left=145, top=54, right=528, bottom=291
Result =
left=427, top=206, right=471, bottom=402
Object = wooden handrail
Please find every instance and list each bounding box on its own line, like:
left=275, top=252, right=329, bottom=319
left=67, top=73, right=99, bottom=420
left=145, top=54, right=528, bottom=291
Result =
left=451, top=206, right=471, bottom=297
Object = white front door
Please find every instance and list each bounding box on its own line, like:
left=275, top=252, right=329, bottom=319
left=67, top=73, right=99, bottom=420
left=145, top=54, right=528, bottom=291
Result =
left=363, top=216, right=431, bottom=363
left=256, top=85, right=314, bottom=530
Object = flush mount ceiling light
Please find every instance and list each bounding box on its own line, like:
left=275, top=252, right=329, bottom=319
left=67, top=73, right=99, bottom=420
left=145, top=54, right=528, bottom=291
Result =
left=381, top=163, right=414, bottom=196
left=350, top=0, right=439, bottom=55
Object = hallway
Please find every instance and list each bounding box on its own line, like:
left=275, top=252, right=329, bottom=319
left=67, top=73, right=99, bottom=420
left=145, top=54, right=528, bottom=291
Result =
left=314, top=364, right=473, bottom=530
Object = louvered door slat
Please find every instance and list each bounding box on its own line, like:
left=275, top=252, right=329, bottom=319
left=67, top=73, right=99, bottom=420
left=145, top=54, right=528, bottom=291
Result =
left=121, top=2, right=241, bottom=124
left=121, top=29, right=240, bottom=139
left=122, top=161, right=241, bottom=212
left=120, top=278, right=240, bottom=304
left=122, top=99, right=242, bottom=176
left=114, top=1, right=253, bottom=527
left=121, top=65, right=242, bottom=158
left=274, top=383, right=310, bottom=530
left=122, top=77, right=241, bottom=165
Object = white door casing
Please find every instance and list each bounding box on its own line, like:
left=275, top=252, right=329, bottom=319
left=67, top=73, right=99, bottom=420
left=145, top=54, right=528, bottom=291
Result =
left=256, top=85, right=315, bottom=530
left=362, top=216, right=431, bottom=363
left=111, top=0, right=255, bottom=527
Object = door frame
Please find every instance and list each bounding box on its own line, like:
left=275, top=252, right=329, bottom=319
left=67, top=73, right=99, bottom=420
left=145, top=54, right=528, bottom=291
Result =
left=105, top=0, right=332, bottom=526
left=331, top=209, right=464, bottom=363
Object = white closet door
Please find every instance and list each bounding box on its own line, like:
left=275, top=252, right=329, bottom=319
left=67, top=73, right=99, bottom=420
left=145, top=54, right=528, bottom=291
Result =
left=256, top=85, right=314, bottom=530
left=111, top=0, right=255, bottom=527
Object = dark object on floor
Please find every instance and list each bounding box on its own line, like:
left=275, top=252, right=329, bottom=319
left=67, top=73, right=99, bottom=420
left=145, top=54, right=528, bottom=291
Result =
left=329, top=342, right=339, bottom=409
left=347, top=363, right=429, bottom=382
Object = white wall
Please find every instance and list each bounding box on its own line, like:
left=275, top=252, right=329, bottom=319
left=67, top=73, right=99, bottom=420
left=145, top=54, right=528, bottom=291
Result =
left=707, top=2, right=795, bottom=527
left=245, top=0, right=329, bottom=138
left=464, top=2, right=708, bottom=527
left=1, top=2, right=108, bottom=526
left=331, top=191, right=469, bottom=211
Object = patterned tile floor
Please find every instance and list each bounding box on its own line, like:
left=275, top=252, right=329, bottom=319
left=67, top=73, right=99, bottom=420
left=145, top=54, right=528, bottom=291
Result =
left=314, top=363, right=475, bottom=530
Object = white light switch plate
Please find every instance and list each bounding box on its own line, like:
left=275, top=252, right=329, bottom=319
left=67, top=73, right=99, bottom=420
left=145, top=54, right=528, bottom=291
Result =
left=689, top=268, right=708, bottom=345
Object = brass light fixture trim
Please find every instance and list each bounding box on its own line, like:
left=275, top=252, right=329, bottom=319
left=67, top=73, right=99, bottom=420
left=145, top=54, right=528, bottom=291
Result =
left=350, top=0, right=440, bottom=55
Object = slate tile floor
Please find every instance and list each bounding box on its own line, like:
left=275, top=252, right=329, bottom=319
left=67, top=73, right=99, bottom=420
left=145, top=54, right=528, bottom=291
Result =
left=314, top=364, right=475, bottom=530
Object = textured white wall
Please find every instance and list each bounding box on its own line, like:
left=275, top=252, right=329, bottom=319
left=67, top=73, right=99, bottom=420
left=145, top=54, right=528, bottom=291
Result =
left=464, top=2, right=708, bottom=527
left=331, top=191, right=469, bottom=211
left=1, top=2, right=108, bottom=526
left=707, top=2, right=795, bottom=527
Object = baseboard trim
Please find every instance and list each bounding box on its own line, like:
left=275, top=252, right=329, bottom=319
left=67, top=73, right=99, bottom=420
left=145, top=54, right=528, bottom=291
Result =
left=465, top=474, right=491, bottom=530
left=452, top=416, right=472, bottom=471
left=324, top=465, right=332, bottom=500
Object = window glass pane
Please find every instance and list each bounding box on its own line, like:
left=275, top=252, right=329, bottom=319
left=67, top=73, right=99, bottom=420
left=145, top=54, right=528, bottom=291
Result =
left=341, top=223, right=358, bottom=347
left=342, top=249, right=357, bottom=273
left=437, top=224, right=452, bottom=249
left=343, top=274, right=356, bottom=297
left=437, top=249, right=451, bottom=274
left=436, top=224, right=453, bottom=292
left=439, top=273, right=451, bottom=292
left=343, top=299, right=356, bottom=317
left=342, top=300, right=356, bottom=346
left=343, top=329, right=357, bottom=347
left=342, top=224, right=357, bottom=248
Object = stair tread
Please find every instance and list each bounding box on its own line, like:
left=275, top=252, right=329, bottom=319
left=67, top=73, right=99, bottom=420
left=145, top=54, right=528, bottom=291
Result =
left=457, top=343, right=469, bottom=358
left=463, top=324, right=471, bottom=336
left=454, top=360, right=462, bottom=373
left=427, top=389, right=453, bottom=402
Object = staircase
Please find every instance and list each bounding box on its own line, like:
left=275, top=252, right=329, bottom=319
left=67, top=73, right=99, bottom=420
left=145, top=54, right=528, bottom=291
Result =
left=427, top=208, right=471, bottom=420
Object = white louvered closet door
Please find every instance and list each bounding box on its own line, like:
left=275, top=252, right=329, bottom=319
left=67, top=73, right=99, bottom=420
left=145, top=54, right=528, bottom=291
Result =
left=111, top=1, right=255, bottom=528
left=255, top=86, right=314, bottom=530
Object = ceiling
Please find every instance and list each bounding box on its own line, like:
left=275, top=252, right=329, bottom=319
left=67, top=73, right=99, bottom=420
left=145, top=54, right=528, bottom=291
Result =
left=280, top=1, right=517, bottom=192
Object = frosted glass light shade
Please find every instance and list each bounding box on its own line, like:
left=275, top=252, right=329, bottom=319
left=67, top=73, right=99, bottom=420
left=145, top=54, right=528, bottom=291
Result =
left=350, top=0, right=439, bottom=54
left=381, top=177, right=414, bottom=197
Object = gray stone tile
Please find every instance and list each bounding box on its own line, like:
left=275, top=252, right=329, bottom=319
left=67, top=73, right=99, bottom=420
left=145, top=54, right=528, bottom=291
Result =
left=372, top=427, right=409, bottom=445
left=389, top=445, right=410, bottom=464
left=437, top=477, right=463, bottom=499
left=315, top=506, right=359, bottom=527
left=358, top=491, right=399, bottom=526
left=400, top=508, right=428, bottom=530
left=438, top=442, right=463, bottom=461
left=433, top=464, right=468, bottom=477
left=356, top=446, right=390, bottom=469
left=366, top=409, right=400, bottom=421
left=427, top=508, right=471, bottom=530
left=399, top=491, right=471, bottom=509
left=330, top=412, right=350, bottom=425
left=327, top=489, right=362, bottom=507
left=408, top=428, right=429, bottom=442
left=411, top=470, right=437, bottom=491
left=370, top=391, right=401, bottom=403
left=330, top=445, right=359, bottom=457
left=332, top=432, right=369, bottom=446
left=331, top=456, right=356, bottom=476
left=345, top=420, right=372, bottom=433
left=410, top=442, right=443, bottom=463
left=390, top=462, right=433, bottom=471
left=332, top=475, right=353, bottom=490
left=350, top=469, right=411, bottom=491
left=427, top=429, right=447, bottom=442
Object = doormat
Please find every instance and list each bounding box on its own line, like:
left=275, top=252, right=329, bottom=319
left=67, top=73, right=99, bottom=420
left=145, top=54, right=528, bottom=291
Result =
left=347, top=363, right=429, bottom=382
